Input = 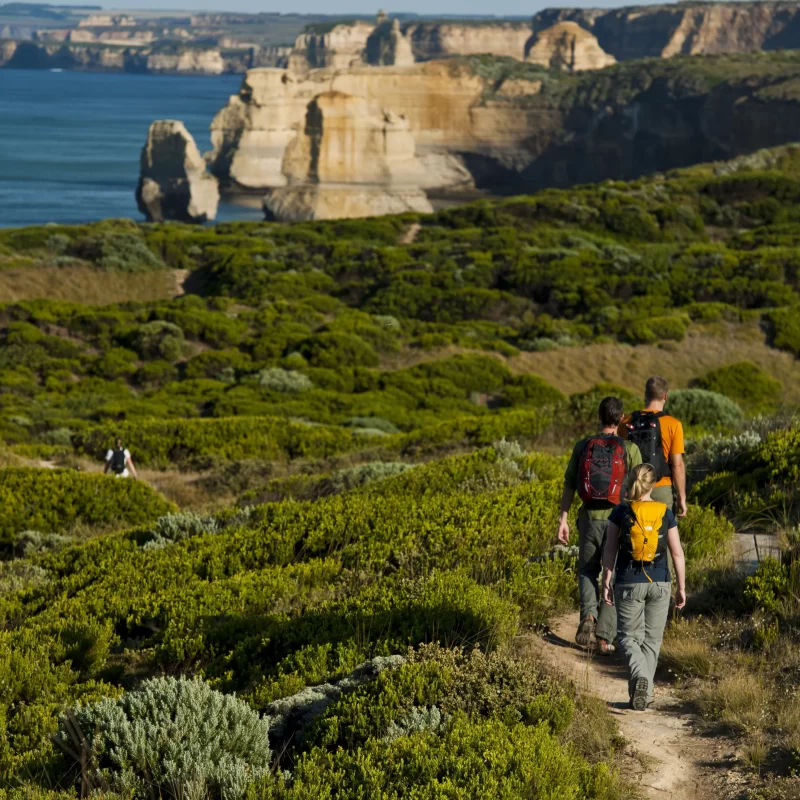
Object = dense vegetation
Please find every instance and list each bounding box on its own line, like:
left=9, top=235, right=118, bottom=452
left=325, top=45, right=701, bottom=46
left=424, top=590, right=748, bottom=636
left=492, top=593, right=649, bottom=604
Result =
left=3, top=144, right=800, bottom=798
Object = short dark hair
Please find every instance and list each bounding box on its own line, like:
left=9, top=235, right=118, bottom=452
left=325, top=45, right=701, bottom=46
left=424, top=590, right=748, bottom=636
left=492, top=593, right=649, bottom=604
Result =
left=115, top=437, right=123, bottom=446
left=645, top=376, right=669, bottom=403
left=599, top=396, right=624, bottom=427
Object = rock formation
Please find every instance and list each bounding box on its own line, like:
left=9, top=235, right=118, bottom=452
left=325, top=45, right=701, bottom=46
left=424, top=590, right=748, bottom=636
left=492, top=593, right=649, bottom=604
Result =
left=208, top=62, right=483, bottom=194
left=203, top=52, right=800, bottom=211
left=288, top=21, right=375, bottom=73
left=533, top=2, right=800, bottom=62
left=263, top=91, right=432, bottom=221
left=289, top=16, right=534, bottom=69
left=136, top=121, right=219, bottom=224
left=526, top=22, right=615, bottom=72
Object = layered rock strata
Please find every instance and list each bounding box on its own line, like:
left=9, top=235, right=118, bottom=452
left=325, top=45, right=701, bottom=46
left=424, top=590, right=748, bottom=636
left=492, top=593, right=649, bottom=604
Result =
left=263, top=91, right=432, bottom=221
left=526, top=21, right=615, bottom=72
left=534, top=2, right=800, bottom=61
left=136, top=121, right=220, bottom=224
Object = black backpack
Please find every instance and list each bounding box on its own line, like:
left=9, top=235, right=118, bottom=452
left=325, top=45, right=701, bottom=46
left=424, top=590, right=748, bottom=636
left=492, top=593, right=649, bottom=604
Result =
left=626, top=411, right=671, bottom=481
left=111, top=448, right=127, bottom=474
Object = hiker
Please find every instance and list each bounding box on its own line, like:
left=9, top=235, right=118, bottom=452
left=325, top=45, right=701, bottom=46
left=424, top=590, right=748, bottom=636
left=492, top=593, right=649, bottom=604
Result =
left=601, top=463, right=686, bottom=710
left=618, top=376, right=687, bottom=519
left=557, top=396, right=642, bottom=654
left=104, top=438, right=138, bottom=479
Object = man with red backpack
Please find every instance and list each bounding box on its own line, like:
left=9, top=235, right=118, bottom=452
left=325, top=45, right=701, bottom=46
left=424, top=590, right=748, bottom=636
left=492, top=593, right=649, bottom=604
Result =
left=557, top=397, right=642, bottom=653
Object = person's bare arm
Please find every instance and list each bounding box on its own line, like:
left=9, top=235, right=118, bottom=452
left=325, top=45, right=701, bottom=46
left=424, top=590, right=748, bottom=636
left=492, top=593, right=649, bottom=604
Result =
left=103, top=457, right=110, bottom=474
left=557, top=486, right=575, bottom=545
left=670, top=453, right=687, bottom=518
left=667, top=526, right=686, bottom=608
left=601, top=521, right=620, bottom=606
left=127, top=455, right=138, bottom=480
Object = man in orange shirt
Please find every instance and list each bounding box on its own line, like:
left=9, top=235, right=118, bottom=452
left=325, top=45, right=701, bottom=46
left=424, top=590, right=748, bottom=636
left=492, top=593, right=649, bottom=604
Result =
left=618, top=376, right=687, bottom=519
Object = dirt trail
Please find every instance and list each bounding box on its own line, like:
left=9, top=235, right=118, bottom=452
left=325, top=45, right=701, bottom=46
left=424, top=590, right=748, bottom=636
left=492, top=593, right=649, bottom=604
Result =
left=399, top=223, right=421, bottom=245
left=541, top=613, right=727, bottom=798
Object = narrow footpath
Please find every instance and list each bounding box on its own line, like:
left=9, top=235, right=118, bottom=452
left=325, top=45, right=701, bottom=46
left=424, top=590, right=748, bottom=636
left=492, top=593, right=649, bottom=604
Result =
left=538, top=533, right=779, bottom=799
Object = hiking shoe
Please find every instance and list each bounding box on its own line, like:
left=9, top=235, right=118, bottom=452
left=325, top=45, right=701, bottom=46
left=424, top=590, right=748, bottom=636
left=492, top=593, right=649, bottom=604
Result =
left=631, top=677, right=649, bottom=711
left=596, top=638, right=616, bottom=656
left=575, top=616, right=596, bottom=647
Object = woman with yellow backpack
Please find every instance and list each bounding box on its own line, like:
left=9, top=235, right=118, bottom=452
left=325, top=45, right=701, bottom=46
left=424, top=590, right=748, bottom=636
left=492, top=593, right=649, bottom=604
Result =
left=601, top=463, right=687, bottom=710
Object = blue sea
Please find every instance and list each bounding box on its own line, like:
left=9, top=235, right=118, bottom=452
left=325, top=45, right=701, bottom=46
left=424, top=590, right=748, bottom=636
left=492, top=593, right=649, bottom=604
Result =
left=0, top=69, right=265, bottom=228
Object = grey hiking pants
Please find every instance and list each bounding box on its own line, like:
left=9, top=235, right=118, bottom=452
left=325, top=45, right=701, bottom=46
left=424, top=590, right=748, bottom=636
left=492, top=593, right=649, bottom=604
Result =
left=578, top=513, right=617, bottom=643
left=616, top=581, right=671, bottom=703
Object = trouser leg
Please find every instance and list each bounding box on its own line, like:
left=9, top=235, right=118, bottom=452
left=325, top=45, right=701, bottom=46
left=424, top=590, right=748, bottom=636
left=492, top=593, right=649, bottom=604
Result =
left=615, top=583, right=648, bottom=698
left=578, top=515, right=617, bottom=642
left=577, top=512, right=600, bottom=625
left=642, top=582, right=671, bottom=703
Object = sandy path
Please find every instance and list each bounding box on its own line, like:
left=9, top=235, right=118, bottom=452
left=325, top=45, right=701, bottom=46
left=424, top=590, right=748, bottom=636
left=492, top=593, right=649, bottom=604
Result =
left=540, top=613, right=727, bottom=799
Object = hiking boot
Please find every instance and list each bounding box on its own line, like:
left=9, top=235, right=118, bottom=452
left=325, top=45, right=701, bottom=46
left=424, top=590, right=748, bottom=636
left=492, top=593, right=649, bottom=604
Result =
left=575, top=616, right=595, bottom=647
left=596, top=638, right=616, bottom=656
left=630, top=677, right=649, bottom=711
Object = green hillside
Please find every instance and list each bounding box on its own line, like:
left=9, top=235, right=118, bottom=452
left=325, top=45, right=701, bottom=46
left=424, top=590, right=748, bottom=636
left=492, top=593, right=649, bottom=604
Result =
left=2, top=146, right=800, bottom=798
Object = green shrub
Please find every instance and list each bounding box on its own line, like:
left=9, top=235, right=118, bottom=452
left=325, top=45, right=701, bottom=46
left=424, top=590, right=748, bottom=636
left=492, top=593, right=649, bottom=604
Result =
left=66, top=231, right=165, bottom=272
left=297, top=333, right=379, bottom=368
left=0, top=468, right=175, bottom=547
left=666, top=389, right=744, bottom=429
left=132, top=320, right=185, bottom=361
left=90, top=347, right=138, bottom=380
left=693, top=361, right=782, bottom=412
left=743, top=557, right=788, bottom=616
left=73, top=417, right=363, bottom=468
left=258, top=368, right=314, bottom=393
left=57, top=677, right=272, bottom=800
left=254, top=713, right=616, bottom=799
left=767, top=305, right=800, bottom=356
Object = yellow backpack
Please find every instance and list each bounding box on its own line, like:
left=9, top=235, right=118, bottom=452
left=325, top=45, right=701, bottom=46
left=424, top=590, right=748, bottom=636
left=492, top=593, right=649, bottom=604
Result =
left=626, top=501, right=668, bottom=565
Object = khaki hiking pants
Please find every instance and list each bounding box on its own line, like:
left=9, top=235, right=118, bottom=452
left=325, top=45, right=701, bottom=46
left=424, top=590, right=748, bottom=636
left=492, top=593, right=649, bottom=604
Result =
left=616, top=581, right=671, bottom=704
left=578, top=512, right=617, bottom=644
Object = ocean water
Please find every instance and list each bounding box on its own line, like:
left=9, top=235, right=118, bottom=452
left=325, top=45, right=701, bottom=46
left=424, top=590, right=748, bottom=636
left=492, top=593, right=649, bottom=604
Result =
left=0, top=69, right=265, bottom=228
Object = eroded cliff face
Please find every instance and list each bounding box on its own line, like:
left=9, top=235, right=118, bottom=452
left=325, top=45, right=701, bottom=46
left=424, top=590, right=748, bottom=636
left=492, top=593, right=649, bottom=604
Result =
left=534, top=2, right=800, bottom=61
left=265, top=90, right=432, bottom=220
left=526, top=21, right=616, bottom=72
left=401, top=21, right=532, bottom=62
left=208, top=62, right=486, bottom=192
left=206, top=54, right=800, bottom=208
left=0, top=40, right=276, bottom=73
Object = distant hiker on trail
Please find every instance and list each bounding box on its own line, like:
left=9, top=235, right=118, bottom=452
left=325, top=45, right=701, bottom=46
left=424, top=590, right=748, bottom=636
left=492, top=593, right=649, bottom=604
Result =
left=104, top=438, right=138, bottom=480
left=602, top=463, right=686, bottom=710
left=557, top=396, right=642, bottom=654
left=618, top=376, right=687, bottom=519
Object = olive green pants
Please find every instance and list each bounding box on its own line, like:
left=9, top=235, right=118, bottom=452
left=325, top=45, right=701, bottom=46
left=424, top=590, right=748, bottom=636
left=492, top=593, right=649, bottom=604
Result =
left=616, top=581, right=671, bottom=704
left=577, top=513, right=617, bottom=643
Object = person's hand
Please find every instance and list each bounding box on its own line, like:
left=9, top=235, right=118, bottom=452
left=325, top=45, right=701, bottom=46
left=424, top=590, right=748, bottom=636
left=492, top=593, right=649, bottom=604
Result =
left=557, top=519, right=570, bottom=546
left=674, top=586, right=687, bottom=609
left=603, top=582, right=614, bottom=606
left=677, top=497, right=688, bottom=519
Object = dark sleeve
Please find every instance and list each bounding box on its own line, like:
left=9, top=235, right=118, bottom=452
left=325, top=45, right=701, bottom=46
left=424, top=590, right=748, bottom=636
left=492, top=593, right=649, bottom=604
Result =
left=609, top=504, right=627, bottom=526
left=665, top=508, right=678, bottom=529
left=563, top=440, right=584, bottom=490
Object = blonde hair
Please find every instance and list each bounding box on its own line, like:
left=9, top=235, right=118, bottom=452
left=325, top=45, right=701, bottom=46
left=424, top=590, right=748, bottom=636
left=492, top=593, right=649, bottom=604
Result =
left=629, top=463, right=657, bottom=501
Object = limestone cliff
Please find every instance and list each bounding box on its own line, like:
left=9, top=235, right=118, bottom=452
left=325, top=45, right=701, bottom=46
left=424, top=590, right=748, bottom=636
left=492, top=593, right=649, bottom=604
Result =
left=534, top=2, right=800, bottom=62
left=206, top=53, right=800, bottom=204
left=0, top=40, right=275, bottom=74
left=208, top=61, right=484, bottom=193
left=264, top=90, right=432, bottom=221
left=526, top=21, right=615, bottom=72
left=136, top=120, right=219, bottom=223
left=291, top=17, right=534, bottom=69
left=288, top=21, right=375, bottom=73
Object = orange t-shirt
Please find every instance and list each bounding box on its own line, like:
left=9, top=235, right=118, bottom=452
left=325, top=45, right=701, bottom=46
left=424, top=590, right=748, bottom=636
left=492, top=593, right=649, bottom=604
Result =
left=618, top=411, right=685, bottom=487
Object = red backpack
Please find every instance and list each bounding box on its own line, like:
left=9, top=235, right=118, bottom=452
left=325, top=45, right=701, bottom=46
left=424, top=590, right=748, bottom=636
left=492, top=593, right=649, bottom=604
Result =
left=578, top=435, right=627, bottom=506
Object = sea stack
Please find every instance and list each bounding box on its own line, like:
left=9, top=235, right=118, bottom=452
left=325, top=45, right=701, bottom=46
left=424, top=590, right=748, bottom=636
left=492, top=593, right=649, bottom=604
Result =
left=136, top=120, right=219, bottom=223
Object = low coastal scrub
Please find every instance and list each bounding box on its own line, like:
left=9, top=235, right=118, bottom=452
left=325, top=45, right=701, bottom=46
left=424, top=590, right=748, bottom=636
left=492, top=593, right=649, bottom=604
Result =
left=0, top=467, right=174, bottom=548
